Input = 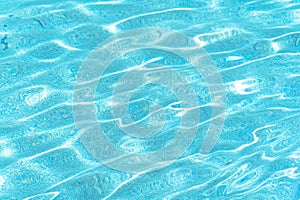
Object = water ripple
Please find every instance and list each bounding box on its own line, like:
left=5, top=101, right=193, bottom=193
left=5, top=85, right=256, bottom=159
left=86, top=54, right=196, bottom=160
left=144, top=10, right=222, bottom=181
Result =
left=0, top=0, right=300, bottom=199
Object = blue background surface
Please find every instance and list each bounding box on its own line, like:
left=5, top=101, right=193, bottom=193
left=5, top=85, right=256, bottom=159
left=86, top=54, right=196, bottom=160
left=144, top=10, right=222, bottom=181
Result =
left=0, top=0, right=300, bottom=199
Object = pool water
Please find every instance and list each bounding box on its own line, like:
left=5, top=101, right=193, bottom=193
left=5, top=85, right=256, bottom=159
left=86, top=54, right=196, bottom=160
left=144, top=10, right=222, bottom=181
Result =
left=0, top=0, right=300, bottom=199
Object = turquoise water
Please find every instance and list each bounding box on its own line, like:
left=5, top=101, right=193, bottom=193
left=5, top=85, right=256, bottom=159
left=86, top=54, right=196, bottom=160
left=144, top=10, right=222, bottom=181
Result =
left=0, top=0, right=300, bottom=199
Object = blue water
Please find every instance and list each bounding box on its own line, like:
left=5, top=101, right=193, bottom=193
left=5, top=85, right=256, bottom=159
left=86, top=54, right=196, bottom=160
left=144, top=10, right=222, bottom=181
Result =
left=0, top=0, right=300, bottom=199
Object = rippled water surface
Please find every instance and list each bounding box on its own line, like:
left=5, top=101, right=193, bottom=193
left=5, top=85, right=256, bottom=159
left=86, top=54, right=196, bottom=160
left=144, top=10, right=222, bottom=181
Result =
left=1, top=0, right=300, bottom=199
